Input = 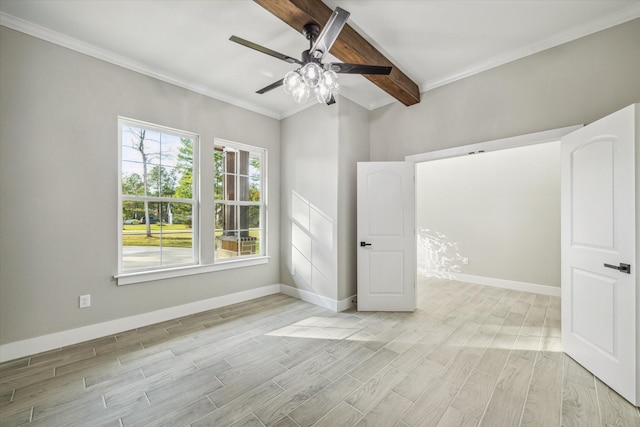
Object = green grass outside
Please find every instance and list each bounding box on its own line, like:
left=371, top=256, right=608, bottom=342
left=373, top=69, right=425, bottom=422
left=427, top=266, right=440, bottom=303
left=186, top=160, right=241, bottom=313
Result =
left=122, top=224, right=260, bottom=249
left=123, top=224, right=192, bottom=248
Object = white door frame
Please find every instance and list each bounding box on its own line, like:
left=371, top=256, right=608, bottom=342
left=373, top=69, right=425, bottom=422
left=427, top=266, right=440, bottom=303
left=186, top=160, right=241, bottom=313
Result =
left=405, top=125, right=582, bottom=165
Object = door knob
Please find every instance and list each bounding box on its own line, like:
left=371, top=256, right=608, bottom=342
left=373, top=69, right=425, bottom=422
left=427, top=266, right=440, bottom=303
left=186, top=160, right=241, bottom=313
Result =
left=604, top=263, right=631, bottom=274
left=360, top=241, right=372, bottom=247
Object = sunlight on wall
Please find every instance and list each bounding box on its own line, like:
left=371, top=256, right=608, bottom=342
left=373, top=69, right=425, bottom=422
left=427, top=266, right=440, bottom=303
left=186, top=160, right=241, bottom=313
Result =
left=417, top=228, right=464, bottom=279
left=290, top=191, right=335, bottom=297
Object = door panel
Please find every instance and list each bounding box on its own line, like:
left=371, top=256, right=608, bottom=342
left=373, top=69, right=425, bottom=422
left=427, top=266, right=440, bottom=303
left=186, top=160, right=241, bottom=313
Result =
left=570, top=139, right=615, bottom=248
left=357, top=162, right=415, bottom=312
left=369, top=251, right=405, bottom=294
left=561, top=104, right=637, bottom=405
left=571, top=268, right=616, bottom=355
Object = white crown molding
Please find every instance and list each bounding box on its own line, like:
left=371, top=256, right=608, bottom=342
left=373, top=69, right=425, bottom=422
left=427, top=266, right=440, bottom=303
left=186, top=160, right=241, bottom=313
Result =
left=0, top=11, right=282, bottom=120
left=420, top=3, right=640, bottom=94
left=2, top=3, right=638, bottom=117
left=368, top=3, right=640, bottom=111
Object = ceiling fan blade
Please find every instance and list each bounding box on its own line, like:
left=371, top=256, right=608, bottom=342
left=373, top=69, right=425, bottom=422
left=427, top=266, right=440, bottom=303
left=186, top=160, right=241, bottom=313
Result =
left=327, top=63, right=392, bottom=75
left=230, top=36, right=302, bottom=65
left=256, top=78, right=284, bottom=94
left=310, top=7, right=350, bottom=59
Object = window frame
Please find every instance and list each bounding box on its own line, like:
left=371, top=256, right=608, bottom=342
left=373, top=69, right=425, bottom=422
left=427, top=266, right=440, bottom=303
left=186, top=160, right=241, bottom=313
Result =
left=117, top=117, right=200, bottom=276
left=116, top=118, right=269, bottom=286
left=213, top=138, right=267, bottom=262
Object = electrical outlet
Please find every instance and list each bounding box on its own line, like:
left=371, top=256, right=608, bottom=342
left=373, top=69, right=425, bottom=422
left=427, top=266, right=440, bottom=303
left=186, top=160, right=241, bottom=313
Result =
left=462, top=257, right=469, bottom=265
left=79, top=294, right=91, bottom=308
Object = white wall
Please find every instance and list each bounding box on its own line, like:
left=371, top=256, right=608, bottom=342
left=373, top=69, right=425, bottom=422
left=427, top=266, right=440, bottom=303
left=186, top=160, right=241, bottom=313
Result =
left=417, top=142, right=560, bottom=287
left=0, top=27, right=281, bottom=345
left=370, top=19, right=640, bottom=161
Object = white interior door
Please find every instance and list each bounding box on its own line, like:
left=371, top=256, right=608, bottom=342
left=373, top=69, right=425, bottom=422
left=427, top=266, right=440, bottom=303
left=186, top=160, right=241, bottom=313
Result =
left=357, top=161, right=415, bottom=311
left=561, top=104, right=637, bottom=405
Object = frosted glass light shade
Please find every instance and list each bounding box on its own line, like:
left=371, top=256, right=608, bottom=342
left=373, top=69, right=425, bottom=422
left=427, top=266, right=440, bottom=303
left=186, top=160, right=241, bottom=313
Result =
left=283, top=70, right=302, bottom=95
left=315, top=80, right=332, bottom=103
left=322, top=70, right=339, bottom=93
left=301, top=63, right=323, bottom=88
left=291, top=84, right=309, bottom=103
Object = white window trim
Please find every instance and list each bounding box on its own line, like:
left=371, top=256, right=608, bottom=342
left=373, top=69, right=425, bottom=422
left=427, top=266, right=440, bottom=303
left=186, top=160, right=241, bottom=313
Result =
left=116, top=120, right=268, bottom=285
left=212, top=138, right=268, bottom=262
left=115, top=256, right=270, bottom=285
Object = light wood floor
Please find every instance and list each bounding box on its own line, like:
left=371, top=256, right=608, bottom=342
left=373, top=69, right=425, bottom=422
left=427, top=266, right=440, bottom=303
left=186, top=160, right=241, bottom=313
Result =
left=1, top=278, right=639, bottom=427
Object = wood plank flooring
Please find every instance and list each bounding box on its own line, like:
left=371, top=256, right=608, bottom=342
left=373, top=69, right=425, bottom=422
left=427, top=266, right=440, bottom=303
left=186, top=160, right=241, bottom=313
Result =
left=1, top=278, right=639, bottom=426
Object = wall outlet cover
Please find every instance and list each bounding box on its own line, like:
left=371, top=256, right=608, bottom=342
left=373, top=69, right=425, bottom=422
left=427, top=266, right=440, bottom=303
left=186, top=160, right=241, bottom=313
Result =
left=79, top=294, right=91, bottom=308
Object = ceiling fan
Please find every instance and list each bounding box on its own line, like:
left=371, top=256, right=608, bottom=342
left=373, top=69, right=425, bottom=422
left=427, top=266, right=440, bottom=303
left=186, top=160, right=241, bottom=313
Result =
left=229, top=7, right=392, bottom=105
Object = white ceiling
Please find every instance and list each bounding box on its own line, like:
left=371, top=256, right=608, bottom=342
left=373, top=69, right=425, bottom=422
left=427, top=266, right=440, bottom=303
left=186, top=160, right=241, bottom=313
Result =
left=1, top=0, right=638, bottom=119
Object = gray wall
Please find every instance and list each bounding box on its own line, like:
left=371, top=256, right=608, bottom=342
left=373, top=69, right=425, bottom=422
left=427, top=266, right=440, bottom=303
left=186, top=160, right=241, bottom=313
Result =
left=417, top=142, right=561, bottom=287
left=0, top=27, right=281, bottom=344
left=280, top=96, right=369, bottom=303
left=280, top=103, right=339, bottom=300
left=337, top=98, right=370, bottom=300
left=370, top=19, right=640, bottom=161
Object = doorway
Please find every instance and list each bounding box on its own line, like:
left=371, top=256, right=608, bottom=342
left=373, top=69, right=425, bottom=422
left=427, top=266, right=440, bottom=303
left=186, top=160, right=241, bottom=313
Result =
left=415, top=141, right=561, bottom=294
left=406, top=125, right=581, bottom=297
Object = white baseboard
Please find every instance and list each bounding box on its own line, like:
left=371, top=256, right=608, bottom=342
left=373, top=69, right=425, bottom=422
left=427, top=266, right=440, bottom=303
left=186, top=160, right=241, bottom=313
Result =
left=0, top=285, right=280, bottom=363
left=450, top=273, right=561, bottom=297
left=279, top=284, right=354, bottom=312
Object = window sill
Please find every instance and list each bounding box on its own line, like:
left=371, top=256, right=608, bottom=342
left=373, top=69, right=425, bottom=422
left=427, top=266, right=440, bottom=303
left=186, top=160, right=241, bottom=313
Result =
left=115, top=256, right=270, bottom=286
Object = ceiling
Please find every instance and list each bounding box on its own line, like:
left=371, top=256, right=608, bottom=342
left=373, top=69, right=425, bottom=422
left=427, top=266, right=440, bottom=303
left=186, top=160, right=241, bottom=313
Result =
left=1, top=0, right=638, bottom=119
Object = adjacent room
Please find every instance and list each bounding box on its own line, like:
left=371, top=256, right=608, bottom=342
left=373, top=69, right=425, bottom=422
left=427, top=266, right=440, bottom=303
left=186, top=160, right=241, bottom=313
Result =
left=1, top=1, right=639, bottom=426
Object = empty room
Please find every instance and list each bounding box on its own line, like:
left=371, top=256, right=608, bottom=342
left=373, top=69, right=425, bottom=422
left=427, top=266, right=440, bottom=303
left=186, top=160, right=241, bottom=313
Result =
left=1, top=1, right=639, bottom=426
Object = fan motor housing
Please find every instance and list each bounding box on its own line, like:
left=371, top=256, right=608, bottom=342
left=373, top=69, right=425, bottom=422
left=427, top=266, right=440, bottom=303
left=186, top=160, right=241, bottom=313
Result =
left=302, top=23, right=320, bottom=41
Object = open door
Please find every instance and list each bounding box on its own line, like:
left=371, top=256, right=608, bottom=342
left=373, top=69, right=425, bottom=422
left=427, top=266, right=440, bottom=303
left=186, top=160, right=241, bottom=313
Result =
left=561, top=104, right=637, bottom=405
left=357, top=162, right=415, bottom=311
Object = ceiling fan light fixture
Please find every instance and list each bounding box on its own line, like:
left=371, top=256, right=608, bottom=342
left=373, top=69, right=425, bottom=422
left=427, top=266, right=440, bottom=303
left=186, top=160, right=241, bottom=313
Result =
left=315, top=80, right=332, bottom=104
left=231, top=7, right=393, bottom=106
left=301, top=62, right=323, bottom=88
left=322, top=70, right=339, bottom=93
left=291, top=83, right=310, bottom=103
left=283, top=70, right=302, bottom=95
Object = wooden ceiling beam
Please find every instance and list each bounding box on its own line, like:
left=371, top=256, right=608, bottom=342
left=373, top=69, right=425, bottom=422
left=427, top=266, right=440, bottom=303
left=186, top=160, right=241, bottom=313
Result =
left=253, top=0, right=420, bottom=106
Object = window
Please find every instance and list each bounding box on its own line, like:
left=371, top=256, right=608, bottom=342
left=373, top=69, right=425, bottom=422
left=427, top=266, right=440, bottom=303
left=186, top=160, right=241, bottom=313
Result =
left=214, top=141, right=264, bottom=259
left=119, top=119, right=198, bottom=273
left=118, top=118, right=267, bottom=283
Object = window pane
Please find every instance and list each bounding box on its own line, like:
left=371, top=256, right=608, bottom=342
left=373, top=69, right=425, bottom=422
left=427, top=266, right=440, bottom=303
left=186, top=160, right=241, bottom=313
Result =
left=122, top=201, right=161, bottom=270
left=225, top=149, right=236, bottom=174
left=215, top=204, right=260, bottom=259
left=212, top=141, right=264, bottom=262
left=159, top=133, right=182, bottom=169
left=215, top=203, right=238, bottom=258
left=239, top=176, right=249, bottom=201
left=249, top=174, right=261, bottom=202
left=122, top=201, right=194, bottom=271
left=214, top=150, right=224, bottom=200
left=214, top=203, right=224, bottom=231
left=160, top=202, right=194, bottom=267
left=174, top=138, right=194, bottom=199
left=225, top=174, right=236, bottom=201
left=238, top=150, right=249, bottom=175
left=121, top=165, right=145, bottom=196
left=247, top=205, right=260, bottom=229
